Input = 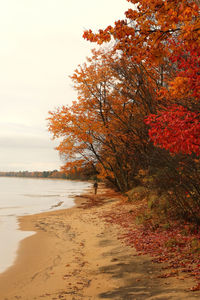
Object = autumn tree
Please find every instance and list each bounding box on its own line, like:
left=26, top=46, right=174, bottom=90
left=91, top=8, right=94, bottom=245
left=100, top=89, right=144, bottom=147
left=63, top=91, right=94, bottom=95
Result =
left=81, top=0, right=200, bottom=221
left=48, top=0, right=200, bottom=222
left=83, top=0, right=199, bottom=61
left=146, top=42, right=200, bottom=153
left=48, top=48, right=163, bottom=191
left=84, top=0, right=199, bottom=150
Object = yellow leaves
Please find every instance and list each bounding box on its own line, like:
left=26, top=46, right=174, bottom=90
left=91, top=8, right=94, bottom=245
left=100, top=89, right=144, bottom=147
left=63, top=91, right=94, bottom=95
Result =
left=169, top=76, right=191, bottom=98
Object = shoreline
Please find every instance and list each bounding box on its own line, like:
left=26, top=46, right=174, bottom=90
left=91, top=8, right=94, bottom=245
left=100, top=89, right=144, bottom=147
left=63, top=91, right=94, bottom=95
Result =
left=0, top=177, right=91, bottom=275
left=0, top=186, right=199, bottom=299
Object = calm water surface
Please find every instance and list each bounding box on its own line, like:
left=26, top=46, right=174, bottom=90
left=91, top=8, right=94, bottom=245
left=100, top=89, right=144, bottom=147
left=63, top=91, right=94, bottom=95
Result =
left=0, top=177, right=91, bottom=273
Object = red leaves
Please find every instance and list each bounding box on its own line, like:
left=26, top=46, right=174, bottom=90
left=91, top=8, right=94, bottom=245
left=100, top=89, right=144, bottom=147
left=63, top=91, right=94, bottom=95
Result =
left=190, top=282, right=200, bottom=291
left=145, top=105, right=200, bottom=156
left=147, top=43, right=200, bottom=157
left=82, top=0, right=200, bottom=163
left=170, top=43, right=200, bottom=99
left=102, top=200, right=200, bottom=290
left=158, top=270, right=179, bottom=278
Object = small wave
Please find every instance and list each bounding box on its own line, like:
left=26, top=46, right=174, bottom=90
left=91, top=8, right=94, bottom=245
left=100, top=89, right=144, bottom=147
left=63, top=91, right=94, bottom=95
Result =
left=22, top=194, right=61, bottom=198
left=0, top=206, right=21, bottom=210
left=50, top=201, right=64, bottom=209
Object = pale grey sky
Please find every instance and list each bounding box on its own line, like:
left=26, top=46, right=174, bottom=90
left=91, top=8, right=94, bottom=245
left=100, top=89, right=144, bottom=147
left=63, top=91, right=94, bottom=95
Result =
left=0, top=0, right=131, bottom=171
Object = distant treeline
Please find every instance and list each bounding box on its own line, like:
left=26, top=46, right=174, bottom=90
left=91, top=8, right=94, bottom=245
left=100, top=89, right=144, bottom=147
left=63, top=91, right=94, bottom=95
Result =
left=0, top=170, right=89, bottom=180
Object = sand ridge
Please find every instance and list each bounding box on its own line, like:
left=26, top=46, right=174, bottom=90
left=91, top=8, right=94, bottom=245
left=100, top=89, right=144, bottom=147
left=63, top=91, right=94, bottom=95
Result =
left=0, top=186, right=199, bottom=299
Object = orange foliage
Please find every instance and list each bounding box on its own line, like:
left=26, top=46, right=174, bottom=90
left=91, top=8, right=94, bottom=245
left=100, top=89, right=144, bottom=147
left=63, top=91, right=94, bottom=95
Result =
left=83, top=0, right=199, bottom=65
left=48, top=49, right=160, bottom=191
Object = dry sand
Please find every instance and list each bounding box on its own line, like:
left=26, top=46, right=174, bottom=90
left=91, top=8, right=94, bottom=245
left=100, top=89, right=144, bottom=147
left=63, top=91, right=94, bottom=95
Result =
left=0, top=186, right=199, bottom=300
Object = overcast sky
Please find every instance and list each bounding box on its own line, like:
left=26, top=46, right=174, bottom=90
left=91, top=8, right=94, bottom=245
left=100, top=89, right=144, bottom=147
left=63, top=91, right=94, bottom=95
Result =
left=0, top=0, right=131, bottom=171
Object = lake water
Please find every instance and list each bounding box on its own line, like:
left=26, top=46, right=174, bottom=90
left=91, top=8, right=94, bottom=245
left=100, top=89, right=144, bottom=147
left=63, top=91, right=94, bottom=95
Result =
left=0, top=177, right=91, bottom=273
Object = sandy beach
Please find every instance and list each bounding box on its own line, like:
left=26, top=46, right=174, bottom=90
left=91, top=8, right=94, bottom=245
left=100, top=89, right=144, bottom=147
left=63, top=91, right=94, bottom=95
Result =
left=0, top=185, right=199, bottom=300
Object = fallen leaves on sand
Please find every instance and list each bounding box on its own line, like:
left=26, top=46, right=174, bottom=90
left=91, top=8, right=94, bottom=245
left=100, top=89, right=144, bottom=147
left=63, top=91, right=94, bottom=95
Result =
left=102, top=200, right=200, bottom=291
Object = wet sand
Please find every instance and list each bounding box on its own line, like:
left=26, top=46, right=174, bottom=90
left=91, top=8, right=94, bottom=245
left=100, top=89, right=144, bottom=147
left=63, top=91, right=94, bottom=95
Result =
left=0, top=186, right=199, bottom=299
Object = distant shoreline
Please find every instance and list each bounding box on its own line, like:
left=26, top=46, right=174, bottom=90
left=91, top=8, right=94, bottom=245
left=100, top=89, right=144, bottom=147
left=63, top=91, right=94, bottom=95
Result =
left=0, top=170, right=88, bottom=181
